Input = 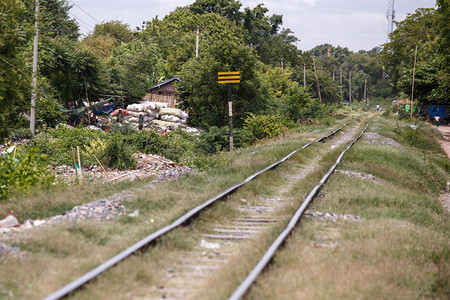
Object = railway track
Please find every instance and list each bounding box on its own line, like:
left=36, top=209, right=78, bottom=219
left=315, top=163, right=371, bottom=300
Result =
left=44, top=119, right=367, bottom=300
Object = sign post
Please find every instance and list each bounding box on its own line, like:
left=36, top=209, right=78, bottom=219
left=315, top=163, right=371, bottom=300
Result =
left=218, top=71, right=240, bottom=151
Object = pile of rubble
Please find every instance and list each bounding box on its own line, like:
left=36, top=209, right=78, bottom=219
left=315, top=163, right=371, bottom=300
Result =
left=363, top=132, right=402, bottom=148
left=305, top=210, right=364, bottom=222
left=335, top=169, right=383, bottom=184
left=52, top=153, right=195, bottom=184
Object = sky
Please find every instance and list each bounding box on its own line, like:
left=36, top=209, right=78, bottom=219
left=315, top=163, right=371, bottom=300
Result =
left=69, top=0, right=437, bottom=51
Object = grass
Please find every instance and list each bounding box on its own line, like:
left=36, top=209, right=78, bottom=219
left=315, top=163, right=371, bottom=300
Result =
left=0, top=118, right=351, bottom=299
left=7, top=114, right=448, bottom=299
left=240, top=115, right=449, bottom=299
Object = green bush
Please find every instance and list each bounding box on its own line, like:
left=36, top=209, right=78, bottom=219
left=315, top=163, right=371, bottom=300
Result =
left=124, top=130, right=163, bottom=155
left=8, top=128, right=33, bottom=139
left=103, top=134, right=136, bottom=170
left=198, top=126, right=253, bottom=154
left=0, top=150, right=56, bottom=201
left=159, top=129, right=198, bottom=162
left=243, top=113, right=282, bottom=140
left=26, top=126, right=106, bottom=166
left=400, top=127, right=440, bottom=151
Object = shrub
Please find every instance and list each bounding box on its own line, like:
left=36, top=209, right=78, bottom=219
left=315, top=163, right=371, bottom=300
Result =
left=243, top=113, right=282, bottom=140
left=103, top=134, right=136, bottom=170
left=198, top=126, right=253, bottom=154
left=124, top=130, right=163, bottom=155
left=0, top=150, right=56, bottom=201
left=25, top=126, right=106, bottom=166
left=159, top=129, right=198, bottom=162
left=8, top=128, right=33, bottom=140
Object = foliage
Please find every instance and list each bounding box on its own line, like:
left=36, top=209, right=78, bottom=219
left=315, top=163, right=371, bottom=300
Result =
left=109, top=40, right=166, bottom=101
left=8, top=128, right=33, bottom=140
left=102, top=133, right=136, bottom=170
left=0, top=0, right=34, bottom=139
left=280, top=85, right=328, bottom=123
left=198, top=126, right=253, bottom=154
left=178, top=39, right=269, bottom=128
left=243, top=113, right=282, bottom=140
left=381, top=7, right=448, bottom=105
left=36, top=89, right=68, bottom=128
left=39, top=37, right=104, bottom=106
left=40, top=0, right=79, bottom=40
left=0, top=150, right=56, bottom=201
left=188, top=0, right=243, bottom=22
left=82, top=138, right=107, bottom=165
left=26, top=126, right=106, bottom=165
left=91, top=20, right=134, bottom=43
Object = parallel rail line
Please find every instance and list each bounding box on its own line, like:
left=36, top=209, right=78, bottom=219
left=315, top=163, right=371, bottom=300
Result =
left=229, top=121, right=370, bottom=300
left=43, top=121, right=352, bottom=300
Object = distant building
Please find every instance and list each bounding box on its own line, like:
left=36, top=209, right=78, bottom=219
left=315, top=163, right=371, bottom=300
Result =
left=142, top=77, right=181, bottom=108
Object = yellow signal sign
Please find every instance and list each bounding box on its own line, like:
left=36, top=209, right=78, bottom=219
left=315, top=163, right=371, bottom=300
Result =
left=218, top=71, right=240, bottom=84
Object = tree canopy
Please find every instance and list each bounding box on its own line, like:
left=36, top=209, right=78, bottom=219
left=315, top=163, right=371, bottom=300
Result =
left=1, top=0, right=447, bottom=139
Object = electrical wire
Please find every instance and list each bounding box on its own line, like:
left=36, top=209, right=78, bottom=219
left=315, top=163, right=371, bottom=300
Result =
left=69, top=12, right=94, bottom=30
left=68, top=0, right=101, bottom=24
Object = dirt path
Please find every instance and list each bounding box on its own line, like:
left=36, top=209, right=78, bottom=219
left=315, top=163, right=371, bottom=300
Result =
left=436, top=124, right=450, bottom=159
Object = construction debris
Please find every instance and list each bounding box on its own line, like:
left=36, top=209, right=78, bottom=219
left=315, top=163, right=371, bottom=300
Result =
left=52, top=153, right=196, bottom=184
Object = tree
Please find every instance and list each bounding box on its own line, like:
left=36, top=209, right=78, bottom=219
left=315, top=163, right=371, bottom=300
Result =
left=0, top=0, right=34, bottom=138
left=178, top=40, right=269, bottom=128
left=109, top=41, right=167, bottom=101
left=39, top=38, right=104, bottom=106
left=382, top=7, right=448, bottom=104
left=188, top=0, right=243, bottom=22
left=91, top=21, right=134, bottom=44
left=40, top=0, right=79, bottom=40
left=141, top=8, right=243, bottom=73
left=242, top=4, right=282, bottom=47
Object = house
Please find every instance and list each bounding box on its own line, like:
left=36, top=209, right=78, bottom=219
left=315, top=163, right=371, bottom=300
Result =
left=142, top=77, right=181, bottom=108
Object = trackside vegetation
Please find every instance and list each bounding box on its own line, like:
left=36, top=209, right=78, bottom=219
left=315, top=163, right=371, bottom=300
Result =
left=236, top=116, right=449, bottom=300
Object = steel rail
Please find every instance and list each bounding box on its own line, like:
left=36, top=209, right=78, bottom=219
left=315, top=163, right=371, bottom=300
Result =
left=228, top=120, right=370, bottom=300
left=43, top=121, right=351, bottom=300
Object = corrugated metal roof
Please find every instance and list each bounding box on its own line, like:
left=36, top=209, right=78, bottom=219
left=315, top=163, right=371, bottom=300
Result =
left=149, top=77, right=180, bottom=91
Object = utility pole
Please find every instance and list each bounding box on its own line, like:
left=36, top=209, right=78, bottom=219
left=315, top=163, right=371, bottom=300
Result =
left=312, top=56, right=322, bottom=102
left=195, top=27, right=200, bottom=57
left=411, top=45, right=418, bottom=118
left=332, top=69, right=335, bottom=81
left=303, top=63, right=306, bottom=88
left=340, top=67, right=343, bottom=101
left=363, top=75, right=367, bottom=104
left=281, top=58, right=284, bottom=70
left=30, top=0, right=39, bottom=135
left=349, top=70, right=352, bottom=104
left=188, top=26, right=207, bottom=57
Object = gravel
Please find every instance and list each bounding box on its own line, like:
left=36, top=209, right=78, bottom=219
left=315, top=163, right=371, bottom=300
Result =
left=363, top=132, right=402, bottom=148
left=335, top=169, right=383, bottom=184
left=305, top=210, right=364, bottom=222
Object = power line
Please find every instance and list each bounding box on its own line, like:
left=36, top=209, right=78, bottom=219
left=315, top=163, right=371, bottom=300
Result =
left=74, top=22, right=92, bottom=32
left=68, top=0, right=101, bottom=24
left=69, top=12, right=94, bottom=30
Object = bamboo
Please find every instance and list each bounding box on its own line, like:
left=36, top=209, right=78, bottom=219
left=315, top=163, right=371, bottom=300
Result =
left=93, top=154, right=109, bottom=179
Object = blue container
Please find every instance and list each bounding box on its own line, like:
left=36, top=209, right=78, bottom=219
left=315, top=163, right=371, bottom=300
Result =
left=428, top=106, right=447, bottom=118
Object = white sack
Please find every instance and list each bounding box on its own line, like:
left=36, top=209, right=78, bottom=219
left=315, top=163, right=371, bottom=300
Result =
left=146, top=109, right=159, bottom=118
left=160, top=115, right=180, bottom=122
left=181, top=111, right=189, bottom=120
left=159, top=108, right=182, bottom=118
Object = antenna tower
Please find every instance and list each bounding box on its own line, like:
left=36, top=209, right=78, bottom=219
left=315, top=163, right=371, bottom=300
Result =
left=386, top=0, right=395, bottom=42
